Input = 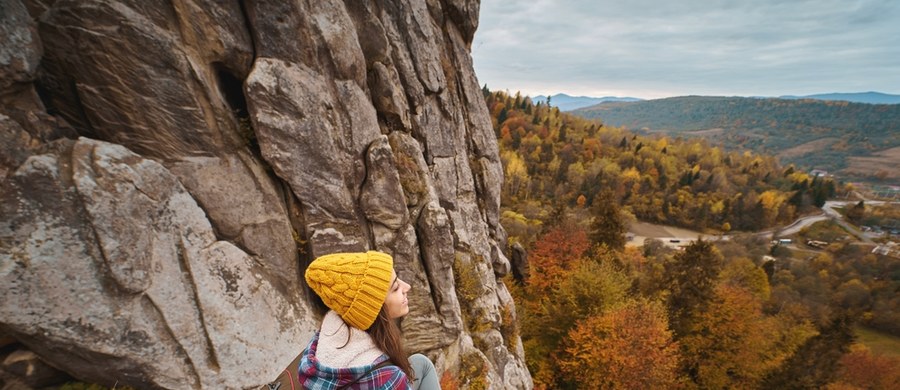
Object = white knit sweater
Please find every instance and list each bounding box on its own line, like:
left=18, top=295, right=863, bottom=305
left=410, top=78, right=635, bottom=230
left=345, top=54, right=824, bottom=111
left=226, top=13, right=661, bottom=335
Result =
left=316, top=310, right=385, bottom=368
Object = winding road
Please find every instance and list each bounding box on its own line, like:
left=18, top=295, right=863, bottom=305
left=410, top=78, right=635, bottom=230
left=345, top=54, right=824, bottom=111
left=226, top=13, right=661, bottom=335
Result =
left=769, top=200, right=900, bottom=243
left=630, top=199, right=897, bottom=247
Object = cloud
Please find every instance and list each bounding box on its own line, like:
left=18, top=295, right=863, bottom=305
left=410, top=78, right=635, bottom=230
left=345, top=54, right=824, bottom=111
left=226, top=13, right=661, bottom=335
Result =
left=472, top=0, right=900, bottom=98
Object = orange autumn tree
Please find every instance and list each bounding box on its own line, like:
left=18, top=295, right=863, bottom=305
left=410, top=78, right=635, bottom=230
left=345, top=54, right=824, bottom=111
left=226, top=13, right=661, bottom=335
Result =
left=523, top=257, right=632, bottom=389
left=514, top=222, right=592, bottom=388
left=516, top=225, right=633, bottom=389
left=561, top=299, right=680, bottom=389
left=830, top=345, right=900, bottom=390
left=680, top=284, right=781, bottom=389
left=525, top=223, right=591, bottom=294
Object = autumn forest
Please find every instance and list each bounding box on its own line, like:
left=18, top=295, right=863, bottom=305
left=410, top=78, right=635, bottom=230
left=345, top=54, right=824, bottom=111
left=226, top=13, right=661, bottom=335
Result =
left=484, top=88, right=900, bottom=389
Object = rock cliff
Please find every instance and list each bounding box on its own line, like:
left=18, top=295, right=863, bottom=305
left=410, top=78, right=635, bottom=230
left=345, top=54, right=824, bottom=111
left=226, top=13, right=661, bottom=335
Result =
left=0, top=0, right=532, bottom=388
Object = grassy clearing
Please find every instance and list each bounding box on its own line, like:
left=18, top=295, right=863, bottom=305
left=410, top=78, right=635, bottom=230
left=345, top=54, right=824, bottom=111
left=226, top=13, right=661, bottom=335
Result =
left=799, top=220, right=854, bottom=242
left=855, top=326, right=900, bottom=358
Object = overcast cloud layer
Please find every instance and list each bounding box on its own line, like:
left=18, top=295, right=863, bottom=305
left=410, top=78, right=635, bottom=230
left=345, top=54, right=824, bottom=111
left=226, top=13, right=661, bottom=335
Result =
left=472, top=0, right=900, bottom=99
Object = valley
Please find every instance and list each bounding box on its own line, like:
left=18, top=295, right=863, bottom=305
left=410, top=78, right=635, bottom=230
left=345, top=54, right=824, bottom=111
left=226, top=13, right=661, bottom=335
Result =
left=487, top=88, right=900, bottom=389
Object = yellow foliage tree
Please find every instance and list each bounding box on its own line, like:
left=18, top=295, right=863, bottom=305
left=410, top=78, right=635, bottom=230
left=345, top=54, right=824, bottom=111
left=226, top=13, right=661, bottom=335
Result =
left=680, top=284, right=780, bottom=388
left=759, top=190, right=786, bottom=226
left=561, top=299, right=680, bottom=389
left=502, top=150, right=530, bottom=198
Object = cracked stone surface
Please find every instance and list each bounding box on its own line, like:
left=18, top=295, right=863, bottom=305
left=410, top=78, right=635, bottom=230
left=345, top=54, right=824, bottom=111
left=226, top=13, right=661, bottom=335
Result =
left=1, top=0, right=532, bottom=388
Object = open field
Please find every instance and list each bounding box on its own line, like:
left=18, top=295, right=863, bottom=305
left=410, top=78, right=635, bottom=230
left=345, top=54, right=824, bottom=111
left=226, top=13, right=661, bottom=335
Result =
left=684, top=128, right=725, bottom=137
left=628, top=221, right=714, bottom=247
left=776, top=137, right=839, bottom=159
left=843, top=146, right=900, bottom=181
left=855, top=326, right=900, bottom=358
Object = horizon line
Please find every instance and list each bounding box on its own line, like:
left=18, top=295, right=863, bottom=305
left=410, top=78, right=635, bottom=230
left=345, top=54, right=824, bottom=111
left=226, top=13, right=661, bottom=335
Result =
left=515, top=90, right=900, bottom=101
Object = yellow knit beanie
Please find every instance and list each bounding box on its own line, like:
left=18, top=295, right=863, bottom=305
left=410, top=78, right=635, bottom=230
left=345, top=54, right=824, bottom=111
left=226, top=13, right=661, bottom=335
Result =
left=304, top=251, right=394, bottom=330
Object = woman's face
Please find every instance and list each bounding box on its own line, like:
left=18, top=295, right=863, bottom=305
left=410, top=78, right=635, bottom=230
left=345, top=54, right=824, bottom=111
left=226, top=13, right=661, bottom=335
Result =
left=385, top=270, right=411, bottom=319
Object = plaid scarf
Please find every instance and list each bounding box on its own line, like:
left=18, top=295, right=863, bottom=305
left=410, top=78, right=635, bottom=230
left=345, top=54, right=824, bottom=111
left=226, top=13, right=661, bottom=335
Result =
left=297, top=331, right=411, bottom=389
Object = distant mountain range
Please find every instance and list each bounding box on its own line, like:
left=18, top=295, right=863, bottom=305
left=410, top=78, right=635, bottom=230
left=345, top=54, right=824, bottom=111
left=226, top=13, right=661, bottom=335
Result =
left=777, top=92, right=900, bottom=105
left=570, top=96, right=900, bottom=183
left=535, top=92, right=900, bottom=111
left=531, top=93, right=642, bottom=111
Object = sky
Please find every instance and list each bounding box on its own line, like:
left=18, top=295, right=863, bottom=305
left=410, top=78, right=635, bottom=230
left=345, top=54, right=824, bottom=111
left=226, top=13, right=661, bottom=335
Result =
left=471, top=0, right=900, bottom=99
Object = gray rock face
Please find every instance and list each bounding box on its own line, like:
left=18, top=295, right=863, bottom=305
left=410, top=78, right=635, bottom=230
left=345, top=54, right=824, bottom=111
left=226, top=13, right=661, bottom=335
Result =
left=511, top=242, right=531, bottom=283
left=1, top=138, right=315, bottom=388
left=0, top=0, right=532, bottom=388
left=0, top=0, right=41, bottom=90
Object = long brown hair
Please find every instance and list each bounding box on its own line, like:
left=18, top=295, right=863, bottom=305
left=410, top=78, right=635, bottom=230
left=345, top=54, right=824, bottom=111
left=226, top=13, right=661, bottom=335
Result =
left=367, top=307, right=414, bottom=379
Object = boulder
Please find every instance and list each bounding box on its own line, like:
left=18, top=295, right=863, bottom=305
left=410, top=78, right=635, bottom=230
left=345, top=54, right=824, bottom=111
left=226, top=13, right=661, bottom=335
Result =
left=0, top=138, right=315, bottom=388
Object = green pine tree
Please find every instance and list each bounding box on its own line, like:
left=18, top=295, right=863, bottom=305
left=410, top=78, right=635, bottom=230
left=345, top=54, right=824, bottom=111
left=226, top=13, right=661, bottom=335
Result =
left=762, top=315, right=855, bottom=389
left=664, top=238, right=723, bottom=339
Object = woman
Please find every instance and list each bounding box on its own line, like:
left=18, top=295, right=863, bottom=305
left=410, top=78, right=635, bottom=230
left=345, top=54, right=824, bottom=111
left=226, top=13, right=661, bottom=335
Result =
left=298, top=251, right=440, bottom=389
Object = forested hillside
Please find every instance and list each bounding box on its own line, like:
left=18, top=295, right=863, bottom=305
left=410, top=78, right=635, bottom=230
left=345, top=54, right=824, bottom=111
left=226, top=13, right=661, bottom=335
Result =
left=486, top=88, right=837, bottom=241
left=780, top=92, right=900, bottom=105
left=570, top=96, right=900, bottom=182
left=511, top=222, right=899, bottom=389
left=488, top=89, right=900, bottom=389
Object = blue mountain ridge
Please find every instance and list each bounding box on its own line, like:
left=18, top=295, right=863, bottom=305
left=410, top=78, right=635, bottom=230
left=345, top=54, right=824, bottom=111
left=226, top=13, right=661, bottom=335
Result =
left=777, top=92, right=900, bottom=105
left=531, top=93, right=643, bottom=111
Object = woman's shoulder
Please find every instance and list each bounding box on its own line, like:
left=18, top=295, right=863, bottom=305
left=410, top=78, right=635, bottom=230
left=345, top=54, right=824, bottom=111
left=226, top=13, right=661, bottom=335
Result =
left=370, top=364, right=412, bottom=389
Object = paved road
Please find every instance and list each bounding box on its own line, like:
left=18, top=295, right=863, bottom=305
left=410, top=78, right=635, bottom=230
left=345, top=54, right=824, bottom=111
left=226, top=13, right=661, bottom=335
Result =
left=757, top=201, right=872, bottom=242
left=772, top=200, right=900, bottom=244
left=775, top=212, right=829, bottom=237
left=632, top=199, right=897, bottom=246
left=823, top=201, right=875, bottom=243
